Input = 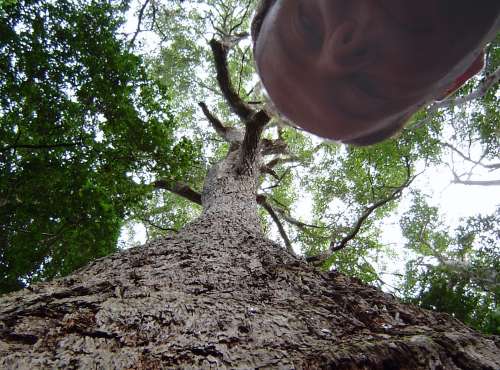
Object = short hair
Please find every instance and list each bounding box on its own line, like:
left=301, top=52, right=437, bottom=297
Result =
left=251, top=0, right=276, bottom=48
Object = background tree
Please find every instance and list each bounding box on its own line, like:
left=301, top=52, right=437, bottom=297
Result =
left=400, top=195, right=499, bottom=334
left=0, top=0, right=200, bottom=293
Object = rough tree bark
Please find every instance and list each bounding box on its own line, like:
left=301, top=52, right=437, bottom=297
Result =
left=1, top=40, right=499, bottom=369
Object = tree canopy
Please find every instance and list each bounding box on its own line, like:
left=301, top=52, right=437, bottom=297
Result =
left=0, top=0, right=200, bottom=293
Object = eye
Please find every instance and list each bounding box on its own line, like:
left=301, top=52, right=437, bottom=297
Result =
left=296, top=2, right=323, bottom=51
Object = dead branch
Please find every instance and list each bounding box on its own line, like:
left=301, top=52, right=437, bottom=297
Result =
left=434, top=65, right=500, bottom=110
left=265, top=156, right=301, bottom=169
left=141, top=218, right=178, bottom=233
left=261, top=139, right=289, bottom=156
left=152, top=180, right=202, bottom=205
left=408, top=66, right=500, bottom=131
left=451, top=176, right=500, bottom=186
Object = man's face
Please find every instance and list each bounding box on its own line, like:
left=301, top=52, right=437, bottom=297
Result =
left=254, top=0, right=484, bottom=144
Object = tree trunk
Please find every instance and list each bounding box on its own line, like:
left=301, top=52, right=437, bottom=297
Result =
left=1, top=150, right=499, bottom=369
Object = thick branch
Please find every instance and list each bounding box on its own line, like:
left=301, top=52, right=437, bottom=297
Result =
left=209, top=39, right=270, bottom=174
left=209, top=39, right=254, bottom=122
left=198, top=102, right=243, bottom=142
left=236, top=110, right=269, bottom=175
left=152, top=180, right=202, bottom=205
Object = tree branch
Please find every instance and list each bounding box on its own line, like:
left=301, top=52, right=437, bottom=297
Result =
left=236, top=110, right=269, bottom=175
left=209, top=39, right=254, bottom=122
left=408, top=66, right=500, bottom=131
left=209, top=39, right=271, bottom=175
left=330, top=169, right=418, bottom=252
left=451, top=177, right=500, bottom=186
left=198, top=102, right=243, bottom=142
left=433, top=65, right=500, bottom=110
left=141, top=218, right=178, bottom=233
left=1, top=141, right=83, bottom=152
left=257, top=197, right=295, bottom=256
left=265, top=156, right=301, bottom=169
left=441, top=141, right=500, bottom=170
left=129, top=0, right=151, bottom=48
left=152, top=180, right=202, bottom=205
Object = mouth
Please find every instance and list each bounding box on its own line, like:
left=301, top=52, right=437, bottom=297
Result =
left=342, top=111, right=412, bottom=146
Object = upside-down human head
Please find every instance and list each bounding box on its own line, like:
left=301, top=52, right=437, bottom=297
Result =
left=252, top=0, right=500, bottom=145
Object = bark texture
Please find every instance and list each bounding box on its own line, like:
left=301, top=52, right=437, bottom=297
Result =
left=1, top=152, right=499, bottom=369
left=1, top=213, right=499, bottom=369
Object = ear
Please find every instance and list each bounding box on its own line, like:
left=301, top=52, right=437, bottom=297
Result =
left=437, top=52, right=485, bottom=100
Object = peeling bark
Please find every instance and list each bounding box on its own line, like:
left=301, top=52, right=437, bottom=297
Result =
left=1, top=149, right=499, bottom=369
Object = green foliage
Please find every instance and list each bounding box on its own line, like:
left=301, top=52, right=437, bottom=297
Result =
left=400, top=196, right=499, bottom=334
left=0, top=0, right=199, bottom=293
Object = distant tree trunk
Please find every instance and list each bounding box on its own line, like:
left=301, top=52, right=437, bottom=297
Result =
left=1, top=141, right=499, bottom=369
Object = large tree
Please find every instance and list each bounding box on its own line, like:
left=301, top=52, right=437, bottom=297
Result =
left=1, top=0, right=499, bottom=367
left=2, top=9, right=500, bottom=368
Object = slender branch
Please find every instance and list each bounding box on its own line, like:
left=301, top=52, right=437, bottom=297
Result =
left=433, top=65, right=500, bottom=110
left=261, top=166, right=280, bottom=180
left=330, top=170, right=418, bottom=252
left=129, top=0, right=151, bottom=48
left=261, top=138, right=288, bottom=156
left=451, top=177, right=500, bottom=186
left=198, top=102, right=243, bottom=142
left=408, top=66, right=500, bottom=131
left=265, top=156, right=301, bottom=169
left=152, top=180, right=202, bottom=205
left=441, top=141, right=500, bottom=170
left=273, top=205, right=324, bottom=231
left=258, top=197, right=295, bottom=255
left=1, top=142, right=83, bottom=152
left=141, top=218, right=178, bottom=233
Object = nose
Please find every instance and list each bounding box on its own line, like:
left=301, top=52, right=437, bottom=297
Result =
left=318, top=19, right=373, bottom=76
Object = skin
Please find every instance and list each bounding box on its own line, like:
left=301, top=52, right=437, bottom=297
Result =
left=254, top=0, right=499, bottom=144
